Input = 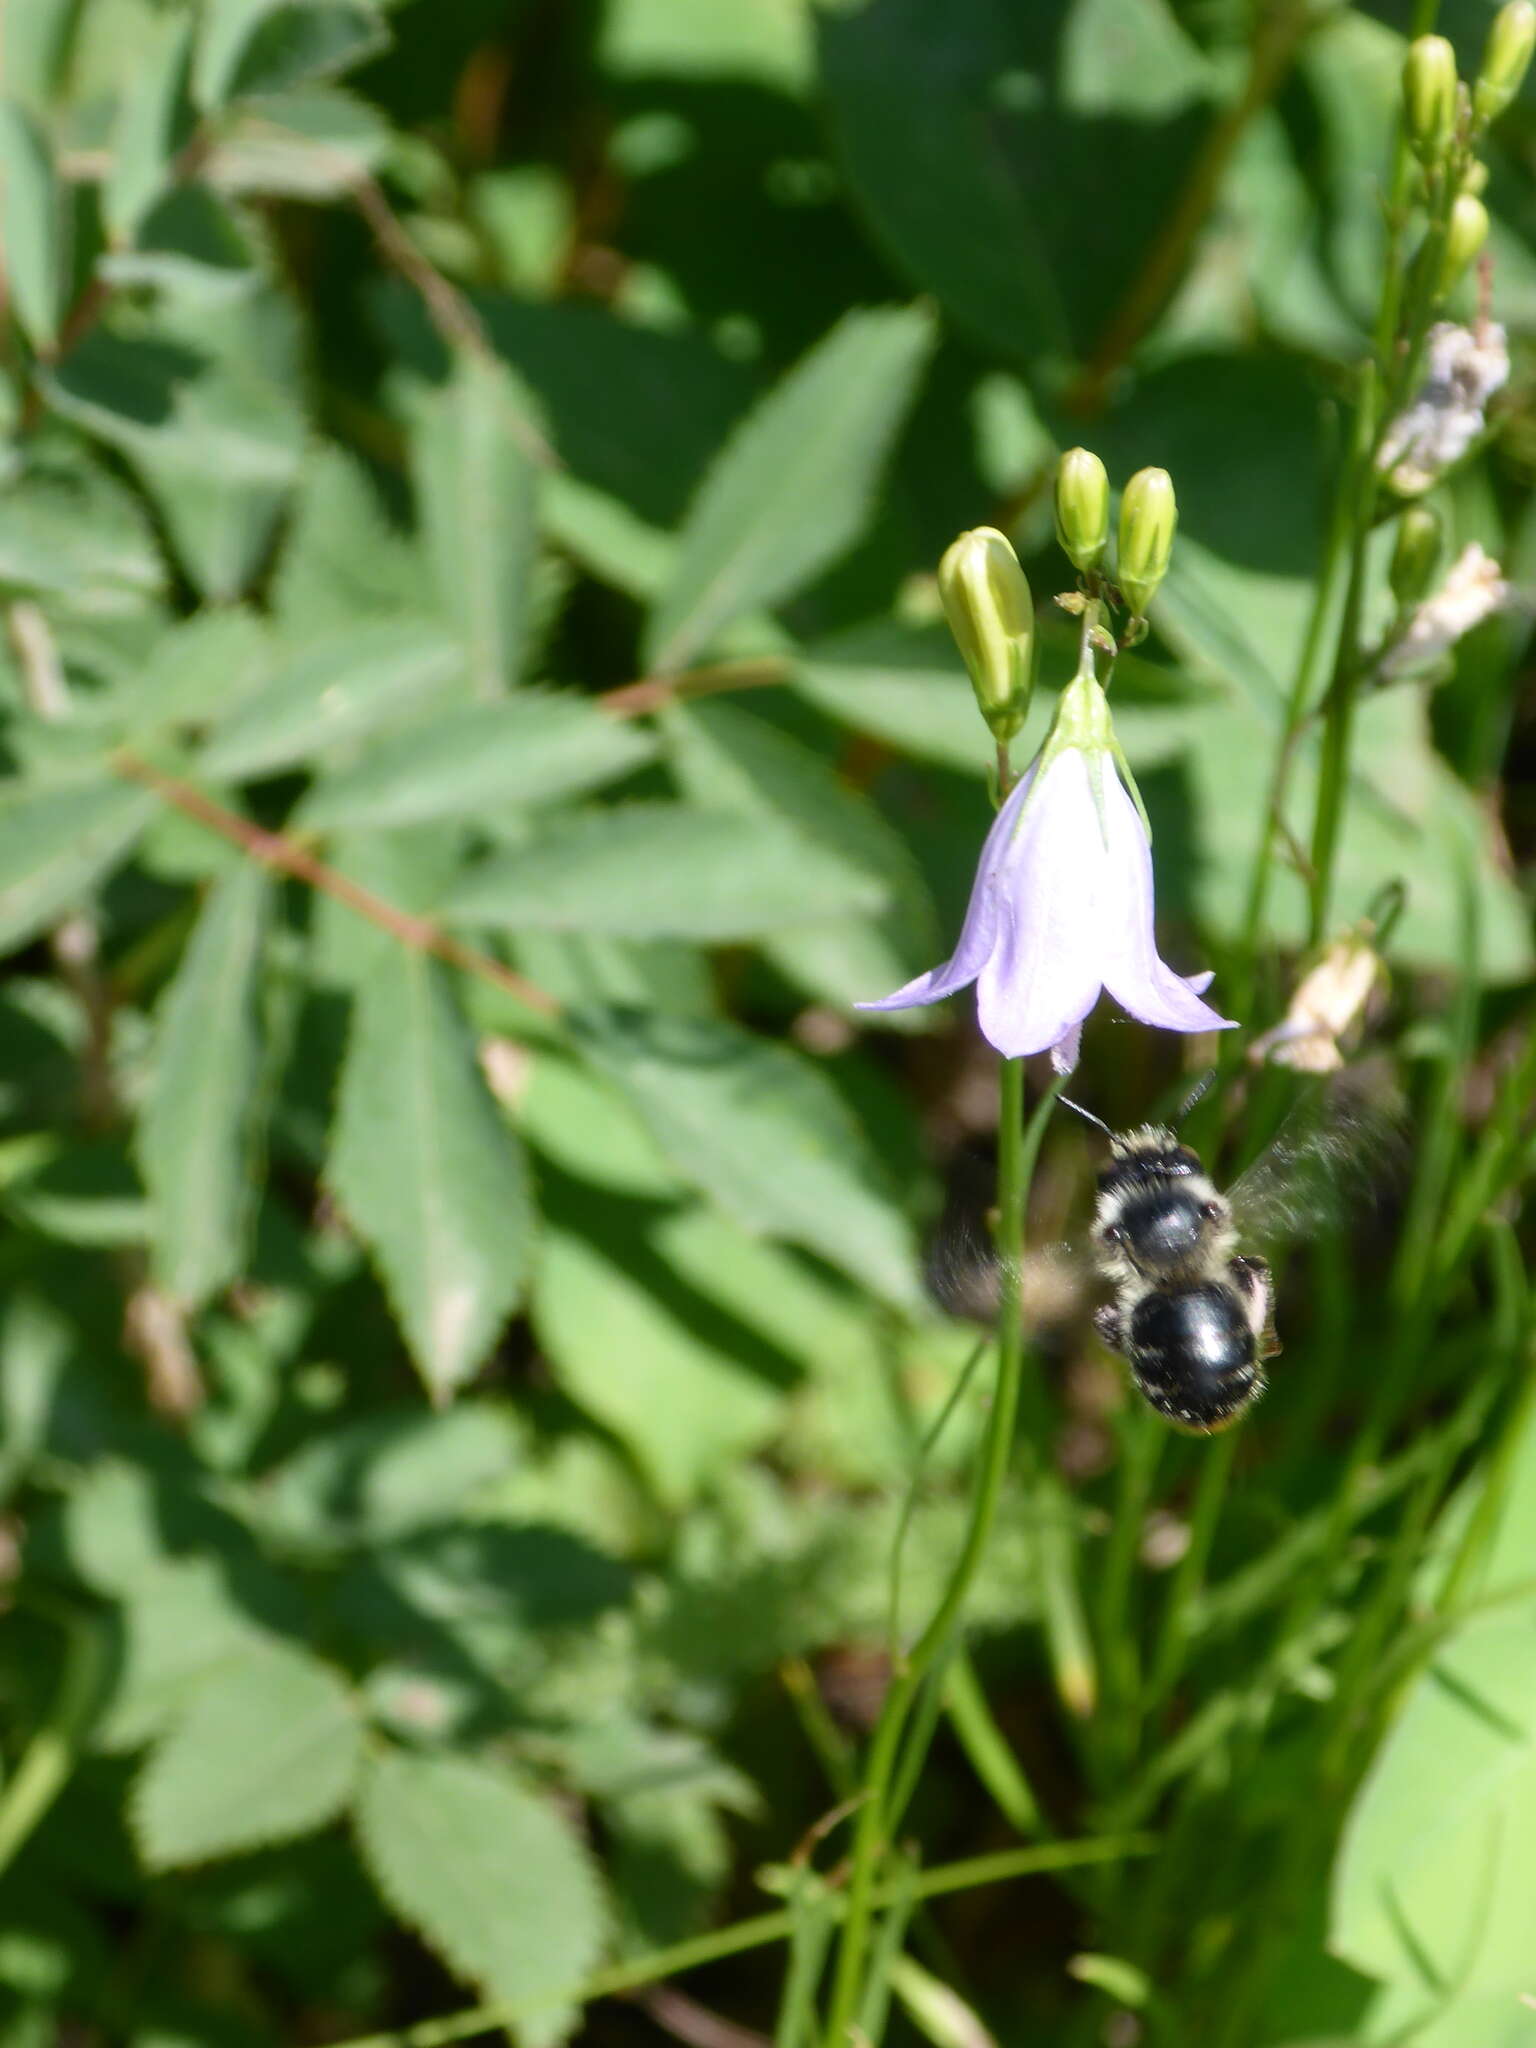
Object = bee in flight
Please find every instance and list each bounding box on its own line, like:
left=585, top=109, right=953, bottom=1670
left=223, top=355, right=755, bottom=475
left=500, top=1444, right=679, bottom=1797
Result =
left=1063, top=1079, right=1401, bottom=1434
left=1089, top=1123, right=1278, bottom=1433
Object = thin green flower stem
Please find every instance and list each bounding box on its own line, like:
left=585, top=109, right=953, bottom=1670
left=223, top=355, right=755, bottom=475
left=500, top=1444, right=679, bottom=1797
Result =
left=1305, top=363, right=1381, bottom=948
left=1145, top=1427, right=1239, bottom=1710
left=1092, top=1402, right=1163, bottom=1775
left=328, top=1838, right=1153, bottom=2048
left=776, top=1881, right=839, bottom=2048
left=0, top=1614, right=104, bottom=1878
left=886, top=1337, right=991, bottom=1659
left=781, top=1659, right=858, bottom=1801
left=818, top=1065, right=1061, bottom=2048
left=1430, top=1007, right=1536, bottom=1283
left=943, top=1648, right=1042, bottom=1836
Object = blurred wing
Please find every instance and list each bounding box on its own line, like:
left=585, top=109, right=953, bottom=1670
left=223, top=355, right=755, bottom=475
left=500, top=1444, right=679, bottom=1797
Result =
left=925, top=1213, right=1096, bottom=1330
left=1224, top=1076, right=1407, bottom=1255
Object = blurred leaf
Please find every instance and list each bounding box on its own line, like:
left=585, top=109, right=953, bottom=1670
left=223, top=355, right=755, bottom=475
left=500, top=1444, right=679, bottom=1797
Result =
left=194, top=0, right=388, bottom=108
left=99, top=185, right=260, bottom=300
left=40, top=302, right=306, bottom=599
left=412, top=355, right=543, bottom=699
left=665, top=698, right=937, bottom=1011
left=272, top=442, right=432, bottom=635
left=1332, top=1602, right=1536, bottom=2043
left=0, top=101, right=66, bottom=350
left=444, top=802, right=889, bottom=940
left=573, top=1008, right=921, bottom=1309
left=355, top=1749, right=607, bottom=2048
left=138, top=865, right=268, bottom=1309
left=796, top=622, right=988, bottom=775
left=135, top=1641, right=362, bottom=1868
left=532, top=1219, right=794, bottom=1506
left=198, top=620, right=463, bottom=780
left=103, top=14, right=197, bottom=243
left=517, top=1051, right=680, bottom=1199
left=0, top=778, right=154, bottom=958
left=328, top=948, right=534, bottom=1402
left=818, top=0, right=1208, bottom=360
left=644, top=305, right=935, bottom=672
left=0, top=455, right=165, bottom=612
left=297, top=694, right=653, bottom=833
left=256, top=1405, right=523, bottom=1555
left=205, top=87, right=392, bottom=198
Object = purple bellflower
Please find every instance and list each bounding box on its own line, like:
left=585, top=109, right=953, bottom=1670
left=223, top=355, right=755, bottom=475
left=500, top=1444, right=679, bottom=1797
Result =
left=858, top=669, right=1233, bottom=1073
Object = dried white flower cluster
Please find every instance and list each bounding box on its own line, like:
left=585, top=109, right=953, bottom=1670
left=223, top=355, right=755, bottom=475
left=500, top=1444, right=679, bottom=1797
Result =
left=1377, top=321, right=1509, bottom=494
left=1379, top=541, right=1510, bottom=678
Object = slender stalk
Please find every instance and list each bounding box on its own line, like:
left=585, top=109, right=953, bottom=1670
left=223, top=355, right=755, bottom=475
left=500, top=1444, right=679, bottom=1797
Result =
left=1146, top=1428, right=1238, bottom=1709
left=110, top=749, right=560, bottom=1022
left=326, top=1837, right=1152, bottom=2048
left=0, top=1617, right=104, bottom=1878
left=818, top=1065, right=1060, bottom=2048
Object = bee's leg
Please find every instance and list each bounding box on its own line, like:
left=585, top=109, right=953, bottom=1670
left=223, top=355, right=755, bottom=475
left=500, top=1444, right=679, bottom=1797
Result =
left=1092, top=1302, right=1128, bottom=1357
left=1232, top=1255, right=1280, bottom=1360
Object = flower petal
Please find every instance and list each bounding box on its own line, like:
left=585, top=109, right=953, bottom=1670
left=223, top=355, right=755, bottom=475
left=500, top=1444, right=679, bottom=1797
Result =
left=1096, top=767, right=1236, bottom=1036
left=975, top=751, right=1105, bottom=1058
left=855, top=762, right=1035, bottom=1014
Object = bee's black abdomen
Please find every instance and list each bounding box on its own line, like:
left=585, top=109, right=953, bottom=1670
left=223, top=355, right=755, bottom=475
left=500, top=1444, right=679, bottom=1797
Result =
left=1129, top=1284, right=1262, bottom=1431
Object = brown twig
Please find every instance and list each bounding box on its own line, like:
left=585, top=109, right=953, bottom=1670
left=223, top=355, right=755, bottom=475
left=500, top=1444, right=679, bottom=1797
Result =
left=599, top=656, right=795, bottom=721
left=109, top=750, right=562, bottom=1020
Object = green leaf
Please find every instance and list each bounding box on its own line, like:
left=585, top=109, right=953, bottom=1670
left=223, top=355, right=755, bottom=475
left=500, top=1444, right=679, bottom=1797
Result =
left=817, top=0, right=1207, bottom=360
left=796, top=622, right=988, bottom=775
left=0, top=778, right=154, bottom=957
left=255, top=1404, right=523, bottom=1555
left=39, top=304, right=306, bottom=600
left=0, top=101, right=66, bottom=350
left=198, top=620, right=464, bottom=781
left=665, top=699, right=937, bottom=1013
left=412, top=356, right=543, bottom=699
left=134, top=1641, right=362, bottom=1869
left=355, top=1749, right=607, bottom=2048
left=137, top=865, right=269, bottom=1308
left=532, top=1218, right=794, bottom=1506
left=573, top=1008, right=921, bottom=1310
left=328, top=947, right=534, bottom=1402
left=643, top=305, right=935, bottom=673
left=272, top=441, right=433, bottom=634
left=195, top=0, right=388, bottom=108
left=103, top=14, right=197, bottom=243
left=0, top=453, right=165, bottom=613
left=296, top=693, right=654, bottom=833
left=443, top=802, right=889, bottom=940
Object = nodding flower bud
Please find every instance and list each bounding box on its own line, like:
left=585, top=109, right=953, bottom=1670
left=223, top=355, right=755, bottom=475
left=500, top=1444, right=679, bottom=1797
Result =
left=1440, top=191, right=1490, bottom=293
left=938, top=526, right=1035, bottom=743
left=1390, top=504, right=1442, bottom=607
left=1475, top=0, right=1536, bottom=123
left=1054, top=448, right=1110, bottom=574
left=1117, top=467, right=1177, bottom=618
left=1404, top=35, right=1460, bottom=161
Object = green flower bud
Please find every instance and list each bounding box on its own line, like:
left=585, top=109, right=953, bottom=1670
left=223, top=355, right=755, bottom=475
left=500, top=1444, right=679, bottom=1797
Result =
left=1475, top=0, right=1536, bottom=123
left=1403, top=35, right=1460, bottom=161
left=938, top=525, right=1035, bottom=742
left=1390, top=504, right=1442, bottom=607
left=1117, top=467, right=1177, bottom=618
left=1054, top=447, right=1110, bottom=573
left=1440, top=191, right=1490, bottom=293
left=1461, top=158, right=1490, bottom=196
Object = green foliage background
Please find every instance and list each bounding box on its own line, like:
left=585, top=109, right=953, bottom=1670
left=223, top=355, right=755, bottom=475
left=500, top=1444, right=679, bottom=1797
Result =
left=0, top=2, right=1533, bottom=2046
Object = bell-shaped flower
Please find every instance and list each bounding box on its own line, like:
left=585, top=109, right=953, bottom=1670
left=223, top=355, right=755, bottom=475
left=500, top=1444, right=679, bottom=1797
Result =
left=857, top=671, right=1233, bottom=1072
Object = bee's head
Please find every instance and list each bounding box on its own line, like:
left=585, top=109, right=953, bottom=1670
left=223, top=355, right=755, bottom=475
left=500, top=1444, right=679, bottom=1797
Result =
left=1094, top=1130, right=1232, bottom=1278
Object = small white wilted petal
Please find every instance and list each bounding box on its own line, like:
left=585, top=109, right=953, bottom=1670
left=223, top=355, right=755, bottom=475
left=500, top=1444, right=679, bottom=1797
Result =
left=856, top=673, right=1232, bottom=1072
left=1248, top=929, right=1383, bottom=1073
left=1379, top=541, right=1511, bottom=679
left=1378, top=322, right=1509, bottom=495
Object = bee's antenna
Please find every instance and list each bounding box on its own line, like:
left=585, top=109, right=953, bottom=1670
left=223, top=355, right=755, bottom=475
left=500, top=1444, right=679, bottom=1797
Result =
left=1058, top=1094, right=1113, bottom=1137
left=1176, top=1069, right=1218, bottom=1128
